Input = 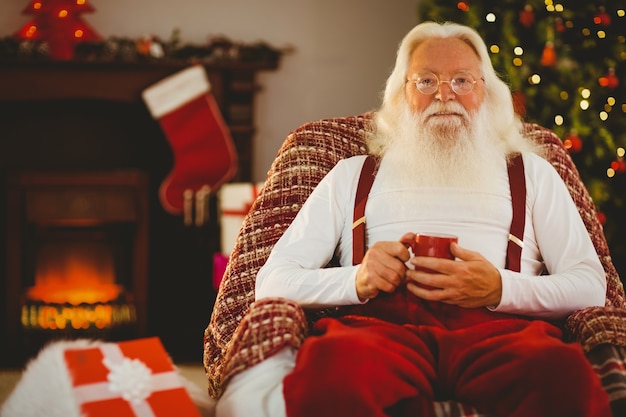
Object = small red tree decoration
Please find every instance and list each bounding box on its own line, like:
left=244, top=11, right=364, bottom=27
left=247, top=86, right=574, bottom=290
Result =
left=14, top=0, right=102, bottom=60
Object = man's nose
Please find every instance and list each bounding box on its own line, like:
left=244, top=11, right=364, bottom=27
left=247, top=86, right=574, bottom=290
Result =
left=435, top=81, right=456, bottom=101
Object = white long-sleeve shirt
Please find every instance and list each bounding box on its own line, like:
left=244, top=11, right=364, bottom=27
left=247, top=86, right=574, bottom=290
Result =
left=255, top=153, right=606, bottom=320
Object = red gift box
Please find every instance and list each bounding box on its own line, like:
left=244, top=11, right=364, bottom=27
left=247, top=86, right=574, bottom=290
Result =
left=64, top=337, right=202, bottom=417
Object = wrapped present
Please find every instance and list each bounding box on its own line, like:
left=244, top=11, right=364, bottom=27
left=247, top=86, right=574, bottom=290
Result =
left=213, top=252, right=229, bottom=290
left=65, top=337, right=202, bottom=417
left=218, top=182, right=264, bottom=254
left=0, top=337, right=212, bottom=417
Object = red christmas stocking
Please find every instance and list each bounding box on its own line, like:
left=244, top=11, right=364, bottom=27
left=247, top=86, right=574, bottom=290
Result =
left=142, top=64, right=238, bottom=218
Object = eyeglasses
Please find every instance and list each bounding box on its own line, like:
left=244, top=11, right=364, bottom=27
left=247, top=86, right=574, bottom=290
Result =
left=407, top=71, right=484, bottom=95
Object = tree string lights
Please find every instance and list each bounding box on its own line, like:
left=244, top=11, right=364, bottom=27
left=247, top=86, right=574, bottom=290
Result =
left=419, top=0, right=626, bottom=278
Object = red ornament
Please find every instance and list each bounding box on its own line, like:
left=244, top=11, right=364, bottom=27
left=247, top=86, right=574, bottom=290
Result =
left=594, top=6, right=611, bottom=26
left=555, top=17, right=566, bottom=33
left=611, top=160, right=626, bottom=173
left=457, top=2, right=470, bottom=12
left=597, top=212, right=606, bottom=225
left=13, top=0, right=102, bottom=60
left=540, top=41, right=557, bottom=67
left=564, top=131, right=582, bottom=153
left=519, top=5, right=535, bottom=28
left=598, top=68, right=619, bottom=89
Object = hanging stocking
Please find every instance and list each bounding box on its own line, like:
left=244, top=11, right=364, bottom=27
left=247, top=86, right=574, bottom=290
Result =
left=142, top=64, right=238, bottom=223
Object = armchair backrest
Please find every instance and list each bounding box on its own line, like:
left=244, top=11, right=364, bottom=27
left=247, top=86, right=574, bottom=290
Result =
left=205, top=113, right=625, bottom=394
left=208, top=114, right=372, bottom=343
left=521, top=123, right=625, bottom=307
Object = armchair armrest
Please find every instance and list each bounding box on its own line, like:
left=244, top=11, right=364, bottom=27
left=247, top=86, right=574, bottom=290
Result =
left=205, top=297, right=308, bottom=398
left=565, top=306, right=626, bottom=352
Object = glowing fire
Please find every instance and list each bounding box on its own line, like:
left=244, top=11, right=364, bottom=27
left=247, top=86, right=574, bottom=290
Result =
left=21, top=242, right=135, bottom=331
left=26, top=242, right=122, bottom=305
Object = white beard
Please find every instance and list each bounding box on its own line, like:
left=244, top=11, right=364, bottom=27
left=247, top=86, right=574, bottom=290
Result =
left=374, top=101, right=508, bottom=191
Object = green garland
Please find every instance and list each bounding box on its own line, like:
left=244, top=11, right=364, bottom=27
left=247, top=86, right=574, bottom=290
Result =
left=0, top=29, right=287, bottom=65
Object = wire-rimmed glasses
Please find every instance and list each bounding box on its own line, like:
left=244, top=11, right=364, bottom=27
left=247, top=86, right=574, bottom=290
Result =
left=407, top=71, right=484, bottom=95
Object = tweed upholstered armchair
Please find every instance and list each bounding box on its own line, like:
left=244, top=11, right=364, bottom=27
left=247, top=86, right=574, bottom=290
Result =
left=203, top=113, right=626, bottom=416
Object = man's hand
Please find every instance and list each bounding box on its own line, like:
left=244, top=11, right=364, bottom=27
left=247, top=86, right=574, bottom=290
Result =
left=405, top=242, right=503, bottom=308
left=355, top=241, right=411, bottom=301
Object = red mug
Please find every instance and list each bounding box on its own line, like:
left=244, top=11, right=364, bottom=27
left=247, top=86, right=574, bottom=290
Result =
left=401, top=233, right=458, bottom=260
left=400, top=233, right=458, bottom=285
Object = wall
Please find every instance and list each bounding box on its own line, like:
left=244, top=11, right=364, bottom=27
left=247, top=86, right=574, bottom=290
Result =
left=0, top=0, right=419, bottom=181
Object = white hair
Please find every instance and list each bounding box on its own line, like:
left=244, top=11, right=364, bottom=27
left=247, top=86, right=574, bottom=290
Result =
left=370, top=21, right=537, bottom=157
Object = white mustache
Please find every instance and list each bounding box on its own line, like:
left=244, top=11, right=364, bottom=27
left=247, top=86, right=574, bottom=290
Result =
left=422, top=102, right=470, bottom=120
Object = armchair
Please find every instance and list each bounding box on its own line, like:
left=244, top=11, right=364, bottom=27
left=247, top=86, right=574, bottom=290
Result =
left=203, top=113, right=626, bottom=416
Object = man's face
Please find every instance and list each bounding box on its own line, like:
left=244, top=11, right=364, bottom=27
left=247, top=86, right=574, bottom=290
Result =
left=405, top=37, right=485, bottom=120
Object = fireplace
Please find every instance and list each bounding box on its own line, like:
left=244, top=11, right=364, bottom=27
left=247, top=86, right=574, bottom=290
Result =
left=0, top=59, right=277, bottom=365
left=6, top=171, right=148, bottom=361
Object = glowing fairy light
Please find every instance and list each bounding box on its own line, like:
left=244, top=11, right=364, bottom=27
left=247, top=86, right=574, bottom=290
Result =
left=25, top=25, right=37, bottom=38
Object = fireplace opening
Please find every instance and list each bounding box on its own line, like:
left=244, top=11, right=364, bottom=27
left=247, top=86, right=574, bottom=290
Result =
left=21, top=228, right=136, bottom=332
left=5, top=170, right=149, bottom=362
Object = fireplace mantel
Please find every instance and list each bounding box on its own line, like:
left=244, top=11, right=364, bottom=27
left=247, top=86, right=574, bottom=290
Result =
left=0, top=59, right=277, bottom=105
left=0, top=58, right=278, bottom=180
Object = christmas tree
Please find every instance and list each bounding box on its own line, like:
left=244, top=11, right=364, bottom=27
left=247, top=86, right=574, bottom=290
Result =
left=14, top=0, right=101, bottom=60
left=418, top=1, right=626, bottom=280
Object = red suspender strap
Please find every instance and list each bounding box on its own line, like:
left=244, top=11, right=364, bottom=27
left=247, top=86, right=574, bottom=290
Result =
left=352, top=155, right=378, bottom=265
left=506, top=153, right=526, bottom=273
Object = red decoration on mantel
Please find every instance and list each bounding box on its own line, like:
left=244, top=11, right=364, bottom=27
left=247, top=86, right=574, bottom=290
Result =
left=13, top=0, right=102, bottom=60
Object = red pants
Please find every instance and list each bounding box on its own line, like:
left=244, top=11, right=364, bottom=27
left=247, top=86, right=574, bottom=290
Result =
left=283, top=290, right=611, bottom=417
